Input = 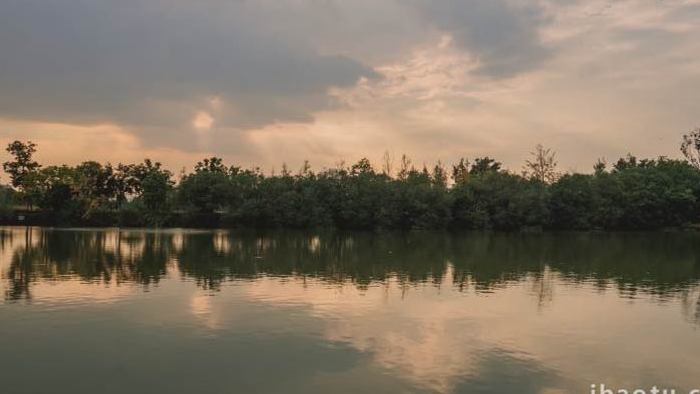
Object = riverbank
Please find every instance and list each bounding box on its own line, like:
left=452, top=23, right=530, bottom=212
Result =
left=3, top=210, right=700, bottom=232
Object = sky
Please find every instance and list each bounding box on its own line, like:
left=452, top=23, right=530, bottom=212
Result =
left=1, top=0, right=699, bottom=177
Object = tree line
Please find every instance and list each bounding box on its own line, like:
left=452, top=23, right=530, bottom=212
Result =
left=3, top=129, right=700, bottom=230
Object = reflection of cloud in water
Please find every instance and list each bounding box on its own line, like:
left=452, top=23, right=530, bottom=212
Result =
left=454, top=351, right=565, bottom=394
left=244, top=267, right=554, bottom=392
left=243, top=268, right=700, bottom=393
left=189, top=293, right=223, bottom=330
left=17, top=280, right=137, bottom=307
left=4, top=228, right=700, bottom=392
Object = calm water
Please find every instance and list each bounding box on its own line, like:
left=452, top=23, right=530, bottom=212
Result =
left=1, top=227, right=699, bottom=394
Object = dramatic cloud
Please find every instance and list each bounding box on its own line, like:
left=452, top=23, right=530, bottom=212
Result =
left=410, top=0, right=551, bottom=78
left=0, top=0, right=375, bottom=147
left=1, top=0, right=699, bottom=171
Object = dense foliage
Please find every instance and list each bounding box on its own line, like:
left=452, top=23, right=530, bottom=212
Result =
left=3, top=134, right=700, bottom=230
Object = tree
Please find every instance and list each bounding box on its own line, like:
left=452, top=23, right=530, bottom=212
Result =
left=397, top=154, right=413, bottom=181
left=136, top=162, right=173, bottom=213
left=452, top=158, right=470, bottom=185
left=141, top=170, right=173, bottom=220
left=612, top=154, right=645, bottom=172
left=3, top=141, right=41, bottom=207
left=0, top=185, right=17, bottom=219
left=381, top=151, right=394, bottom=177
left=593, top=158, right=607, bottom=175
left=178, top=157, right=231, bottom=214
left=549, top=174, right=596, bottom=229
left=281, top=163, right=291, bottom=177
left=470, top=157, right=501, bottom=175
left=35, top=165, right=78, bottom=215
left=523, top=144, right=559, bottom=184
left=298, top=160, right=312, bottom=178
left=194, top=157, right=227, bottom=173
left=110, top=163, right=138, bottom=205
left=351, top=158, right=374, bottom=176
left=70, top=161, right=117, bottom=219
left=4, top=133, right=700, bottom=231
left=681, top=127, right=700, bottom=169
left=451, top=171, right=547, bottom=230
left=432, top=161, right=448, bottom=189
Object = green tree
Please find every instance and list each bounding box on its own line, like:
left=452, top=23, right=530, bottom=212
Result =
left=3, top=141, right=40, bottom=189
left=432, top=161, right=448, bottom=189
left=0, top=185, right=17, bottom=219
left=549, top=174, right=596, bottom=229
left=141, top=171, right=173, bottom=211
left=452, top=171, right=547, bottom=230
left=3, top=140, right=41, bottom=208
left=452, top=158, right=470, bottom=185
left=178, top=157, right=231, bottom=215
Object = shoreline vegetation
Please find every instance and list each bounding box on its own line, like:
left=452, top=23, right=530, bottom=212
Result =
left=2, top=129, right=700, bottom=231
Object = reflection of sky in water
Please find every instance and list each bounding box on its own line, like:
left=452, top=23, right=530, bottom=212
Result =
left=1, top=227, right=700, bottom=393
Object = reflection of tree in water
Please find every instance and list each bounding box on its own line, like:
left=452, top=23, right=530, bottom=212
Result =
left=110, top=231, right=171, bottom=287
left=3, top=228, right=171, bottom=301
left=174, top=231, right=452, bottom=291
left=449, top=232, right=700, bottom=297
left=680, top=287, right=700, bottom=325
left=4, top=230, right=33, bottom=301
left=3, top=228, right=700, bottom=309
left=531, top=267, right=555, bottom=310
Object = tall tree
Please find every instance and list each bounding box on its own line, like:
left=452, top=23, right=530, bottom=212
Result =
left=141, top=170, right=173, bottom=213
left=523, top=144, right=559, bottom=183
left=432, top=161, right=448, bottom=189
left=397, top=154, right=413, bottom=181
left=3, top=141, right=40, bottom=190
left=452, top=158, right=470, bottom=184
left=3, top=141, right=41, bottom=208
left=381, top=151, right=394, bottom=177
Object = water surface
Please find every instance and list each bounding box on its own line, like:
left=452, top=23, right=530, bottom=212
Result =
left=1, top=227, right=699, bottom=393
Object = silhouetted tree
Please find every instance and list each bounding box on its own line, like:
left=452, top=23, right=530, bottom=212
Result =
left=523, top=144, right=559, bottom=184
left=381, top=151, right=394, bottom=177
left=452, top=158, right=470, bottom=185
left=470, top=157, right=501, bottom=175
left=593, top=158, right=607, bottom=175
left=432, top=161, right=448, bottom=189
left=397, top=154, right=412, bottom=181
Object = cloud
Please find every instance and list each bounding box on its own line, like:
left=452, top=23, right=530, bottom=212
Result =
left=1, top=0, right=699, bottom=171
left=410, top=0, right=551, bottom=78
left=0, top=0, right=553, bottom=138
left=0, top=0, right=375, bottom=148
